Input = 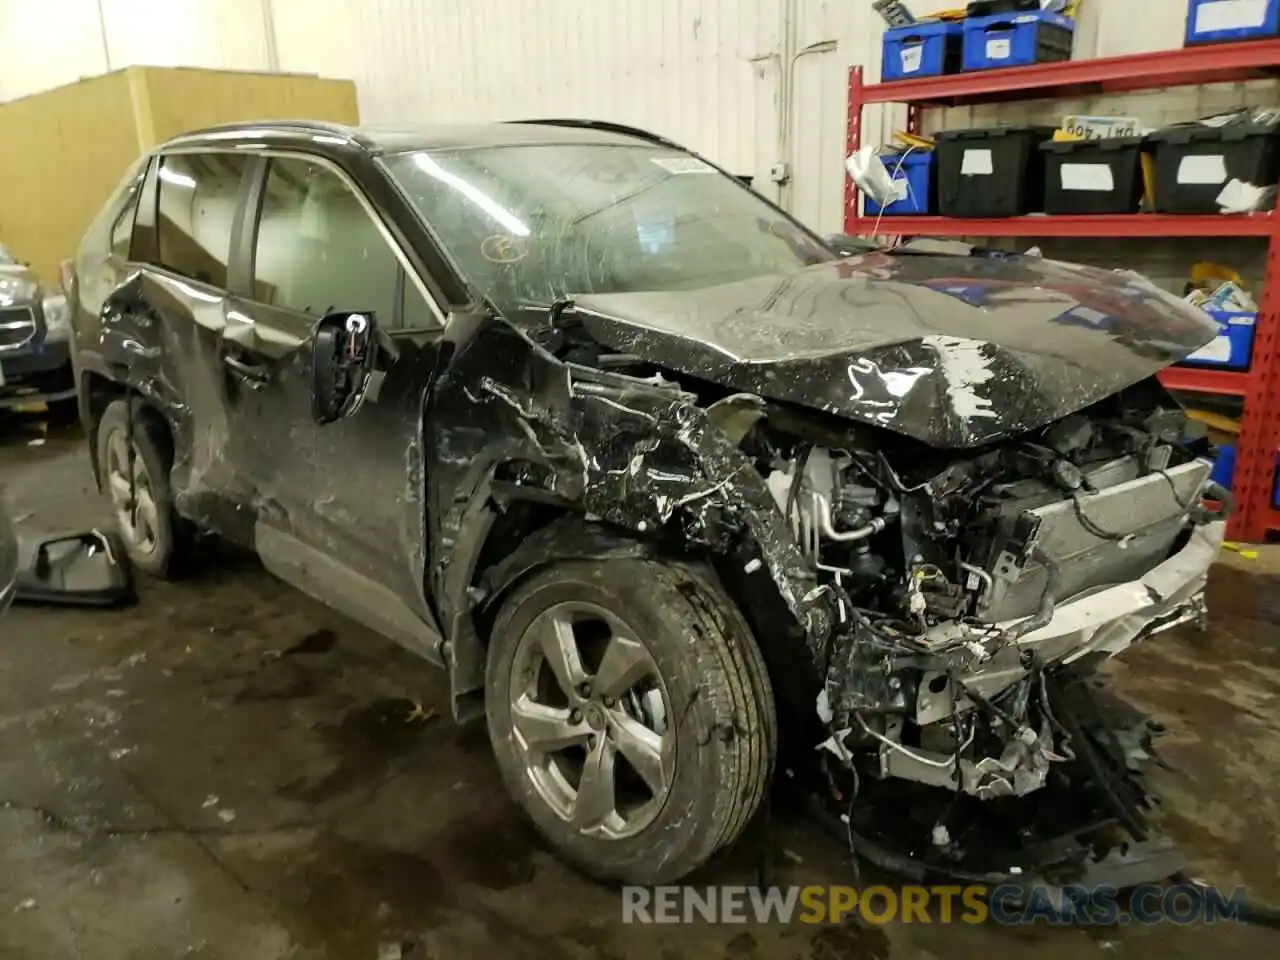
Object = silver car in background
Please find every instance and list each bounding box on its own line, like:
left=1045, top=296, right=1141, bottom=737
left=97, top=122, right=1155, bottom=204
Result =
left=0, top=243, right=75, bottom=410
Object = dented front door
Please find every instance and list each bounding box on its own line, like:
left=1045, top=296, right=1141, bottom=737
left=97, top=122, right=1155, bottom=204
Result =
left=224, top=153, right=446, bottom=658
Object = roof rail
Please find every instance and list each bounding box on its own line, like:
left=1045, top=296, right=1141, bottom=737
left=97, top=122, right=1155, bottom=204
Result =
left=505, top=118, right=683, bottom=151
left=160, top=118, right=362, bottom=149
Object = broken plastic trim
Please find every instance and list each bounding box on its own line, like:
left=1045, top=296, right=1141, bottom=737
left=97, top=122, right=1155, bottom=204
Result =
left=12, top=530, right=136, bottom=609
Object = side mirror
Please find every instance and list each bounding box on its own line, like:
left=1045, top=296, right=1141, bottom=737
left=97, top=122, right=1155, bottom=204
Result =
left=310, top=310, right=380, bottom=425
left=12, top=530, right=136, bottom=608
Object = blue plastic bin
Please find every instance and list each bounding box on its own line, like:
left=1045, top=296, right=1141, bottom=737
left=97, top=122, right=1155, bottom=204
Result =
left=882, top=20, right=963, bottom=81
left=1186, top=0, right=1280, bottom=45
left=1210, top=443, right=1237, bottom=491
left=1178, top=310, right=1257, bottom=370
left=1274, top=454, right=1280, bottom=507
left=864, top=151, right=934, bottom=216
left=962, top=11, right=1075, bottom=71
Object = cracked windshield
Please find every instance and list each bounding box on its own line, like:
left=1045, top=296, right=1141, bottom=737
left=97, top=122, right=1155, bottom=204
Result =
left=386, top=142, right=833, bottom=316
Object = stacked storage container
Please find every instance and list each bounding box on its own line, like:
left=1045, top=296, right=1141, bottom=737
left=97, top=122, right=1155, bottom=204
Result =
left=1186, top=0, right=1280, bottom=44
left=961, top=9, right=1075, bottom=70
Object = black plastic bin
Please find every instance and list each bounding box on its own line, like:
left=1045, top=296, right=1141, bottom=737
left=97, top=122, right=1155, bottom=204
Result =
left=935, top=126, right=1056, bottom=217
left=966, top=0, right=1040, bottom=16
left=1040, top=137, right=1148, bottom=214
left=1148, top=123, right=1280, bottom=214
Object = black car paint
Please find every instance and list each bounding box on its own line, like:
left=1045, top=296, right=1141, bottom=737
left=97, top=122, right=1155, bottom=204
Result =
left=573, top=253, right=1218, bottom=449
left=71, top=120, right=1217, bottom=722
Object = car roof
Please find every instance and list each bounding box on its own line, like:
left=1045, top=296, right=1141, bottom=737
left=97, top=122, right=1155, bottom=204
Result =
left=158, top=119, right=675, bottom=156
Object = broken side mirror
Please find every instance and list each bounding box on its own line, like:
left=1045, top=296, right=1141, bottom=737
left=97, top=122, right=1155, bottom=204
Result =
left=310, top=310, right=381, bottom=425
left=12, top=530, right=136, bottom=609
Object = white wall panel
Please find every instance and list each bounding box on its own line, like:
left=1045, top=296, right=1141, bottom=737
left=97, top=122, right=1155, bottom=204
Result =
left=270, top=0, right=785, bottom=193
left=0, top=0, right=1257, bottom=234
left=0, top=0, right=272, bottom=101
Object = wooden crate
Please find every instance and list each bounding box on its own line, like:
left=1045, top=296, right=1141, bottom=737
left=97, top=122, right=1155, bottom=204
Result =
left=0, top=66, right=359, bottom=285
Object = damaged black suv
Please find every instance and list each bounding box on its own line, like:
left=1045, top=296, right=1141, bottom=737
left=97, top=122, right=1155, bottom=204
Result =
left=70, top=119, right=1228, bottom=886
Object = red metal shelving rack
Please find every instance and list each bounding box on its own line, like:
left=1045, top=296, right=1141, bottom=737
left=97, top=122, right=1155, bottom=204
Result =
left=844, top=40, right=1280, bottom=542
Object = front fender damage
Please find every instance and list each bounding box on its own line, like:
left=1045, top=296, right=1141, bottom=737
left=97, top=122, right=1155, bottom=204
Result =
left=430, top=329, right=837, bottom=721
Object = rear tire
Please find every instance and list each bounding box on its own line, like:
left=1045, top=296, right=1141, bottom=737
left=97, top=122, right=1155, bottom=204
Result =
left=485, top=556, right=776, bottom=885
left=96, top=398, right=187, bottom=579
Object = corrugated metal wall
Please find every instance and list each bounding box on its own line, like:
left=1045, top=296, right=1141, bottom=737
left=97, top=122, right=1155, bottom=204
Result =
left=0, top=0, right=1252, bottom=234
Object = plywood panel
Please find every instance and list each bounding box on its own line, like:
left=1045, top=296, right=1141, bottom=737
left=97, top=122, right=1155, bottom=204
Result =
left=0, top=71, right=138, bottom=284
left=139, top=67, right=359, bottom=146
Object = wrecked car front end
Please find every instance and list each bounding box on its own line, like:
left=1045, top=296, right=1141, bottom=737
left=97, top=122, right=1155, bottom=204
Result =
left=435, top=246, right=1226, bottom=884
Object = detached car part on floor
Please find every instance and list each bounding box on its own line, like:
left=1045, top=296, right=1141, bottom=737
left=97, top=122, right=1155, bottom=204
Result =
left=68, top=118, right=1227, bottom=886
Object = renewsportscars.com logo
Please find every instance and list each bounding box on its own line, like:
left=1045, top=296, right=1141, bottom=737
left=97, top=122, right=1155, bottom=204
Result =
left=621, top=884, right=1247, bottom=926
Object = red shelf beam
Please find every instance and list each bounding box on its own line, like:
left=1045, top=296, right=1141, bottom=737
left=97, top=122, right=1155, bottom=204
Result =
left=845, top=214, right=1276, bottom=239
left=1264, top=508, right=1280, bottom=538
left=1158, top=367, right=1253, bottom=397
left=859, top=38, right=1280, bottom=107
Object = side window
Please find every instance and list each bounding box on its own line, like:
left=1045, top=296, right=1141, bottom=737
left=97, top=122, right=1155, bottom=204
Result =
left=251, top=157, right=400, bottom=327
left=155, top=152, right=249, bottom=288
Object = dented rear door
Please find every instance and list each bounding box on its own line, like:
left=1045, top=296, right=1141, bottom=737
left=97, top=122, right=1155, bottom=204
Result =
left=99, top=150, right=260, bottom=541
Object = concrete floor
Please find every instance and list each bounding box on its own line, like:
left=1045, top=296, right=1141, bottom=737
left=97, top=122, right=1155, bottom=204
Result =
left=1, top=415, right=1278, bottom=959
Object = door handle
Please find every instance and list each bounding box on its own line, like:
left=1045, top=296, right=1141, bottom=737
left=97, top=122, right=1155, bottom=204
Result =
left=222, top=353, right=272, bottom=386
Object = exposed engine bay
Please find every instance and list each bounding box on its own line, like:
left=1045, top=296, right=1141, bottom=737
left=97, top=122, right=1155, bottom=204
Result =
left=721, top=377, right=1229, bottom=878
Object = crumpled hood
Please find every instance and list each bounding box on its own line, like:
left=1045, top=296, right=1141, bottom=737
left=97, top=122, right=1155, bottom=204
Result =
left=572, top=252, right=1218, bottom=448
left=0, top=263, right=40, bottom=304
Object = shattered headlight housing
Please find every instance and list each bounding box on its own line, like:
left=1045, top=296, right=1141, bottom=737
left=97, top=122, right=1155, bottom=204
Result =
left=42, top=293, right=71, bottom=343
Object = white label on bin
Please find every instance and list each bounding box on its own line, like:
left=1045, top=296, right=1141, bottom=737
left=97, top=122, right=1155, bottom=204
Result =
left=986, top=36, right=1012, bottom=60
left=961, top=149, right=994, bottom=176
left=1187, top=334, right=1233, bottom=364
left=1177, top=154, right=1228, bottom=185
left=1195, top=0, right=1269, bottom=33
left=901, top=45, right=924, bottom=73
left=1060, top=163, right=1116, bottom=192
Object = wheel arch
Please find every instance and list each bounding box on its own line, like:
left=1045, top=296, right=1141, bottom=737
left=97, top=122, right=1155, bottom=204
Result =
left=444, top=482, right=815, bottom=746
left=80, top=369, right=173, bottom=490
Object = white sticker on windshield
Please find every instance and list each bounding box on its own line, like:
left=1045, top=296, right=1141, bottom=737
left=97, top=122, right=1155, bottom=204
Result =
left=651, top=156, right=715, bottom=174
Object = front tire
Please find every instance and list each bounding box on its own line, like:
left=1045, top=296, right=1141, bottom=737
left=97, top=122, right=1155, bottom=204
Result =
left=96, top=399, right=186, bottom=579
left=485, top=557, right=776, bottom=885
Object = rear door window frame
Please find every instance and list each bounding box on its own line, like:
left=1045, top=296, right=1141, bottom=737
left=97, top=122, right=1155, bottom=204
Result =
left=131, top=147, right=256, bottom=294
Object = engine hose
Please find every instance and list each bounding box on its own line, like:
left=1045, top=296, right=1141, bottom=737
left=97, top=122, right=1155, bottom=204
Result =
left=1003, top=547, right=1060, bottom=643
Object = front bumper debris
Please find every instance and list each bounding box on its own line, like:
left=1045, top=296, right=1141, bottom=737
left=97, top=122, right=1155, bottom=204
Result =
left=914, top=521, right=1225, bottom=725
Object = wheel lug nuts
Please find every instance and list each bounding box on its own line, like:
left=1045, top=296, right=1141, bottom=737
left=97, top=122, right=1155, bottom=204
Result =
left=603, top=697, right=615, bottom=708
left=577, top=683, right=592, bottom=698
left=569, top=709, right=582, bottom=724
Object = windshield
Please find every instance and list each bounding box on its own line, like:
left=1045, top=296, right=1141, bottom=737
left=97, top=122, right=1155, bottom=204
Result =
left=0, top=244, right=15, bottom=266
left=385, top=143, right=834, bottom=316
